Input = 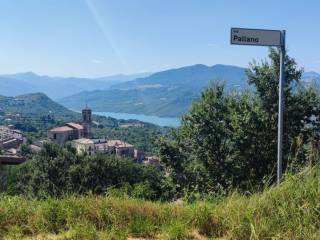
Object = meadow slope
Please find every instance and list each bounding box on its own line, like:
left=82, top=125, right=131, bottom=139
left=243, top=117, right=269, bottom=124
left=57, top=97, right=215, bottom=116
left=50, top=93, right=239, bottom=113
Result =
left=0, top=165, right=319, bottom=240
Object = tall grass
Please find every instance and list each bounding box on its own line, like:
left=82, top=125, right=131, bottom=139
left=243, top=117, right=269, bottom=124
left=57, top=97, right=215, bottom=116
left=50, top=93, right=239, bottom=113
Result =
left=0, top=165, right=319, bottom=239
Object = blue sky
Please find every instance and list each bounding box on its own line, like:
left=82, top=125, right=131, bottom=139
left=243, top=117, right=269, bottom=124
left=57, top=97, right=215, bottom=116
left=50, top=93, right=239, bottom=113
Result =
left=0, top=0, right=319, bottom=77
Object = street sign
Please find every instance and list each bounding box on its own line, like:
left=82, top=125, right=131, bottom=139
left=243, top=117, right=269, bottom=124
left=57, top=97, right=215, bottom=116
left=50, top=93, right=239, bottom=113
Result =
left=230, top=27, right=286, bottom=185
left=231, top=28, right=282, bottom=47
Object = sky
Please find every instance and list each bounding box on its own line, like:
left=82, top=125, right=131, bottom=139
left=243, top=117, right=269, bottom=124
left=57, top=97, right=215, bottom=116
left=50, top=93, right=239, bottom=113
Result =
left=0, top=0, right=319, bottom=78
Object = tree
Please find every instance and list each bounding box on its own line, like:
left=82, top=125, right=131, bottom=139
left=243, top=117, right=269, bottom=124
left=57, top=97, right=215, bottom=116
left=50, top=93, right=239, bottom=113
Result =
left=20, top=144, right=32, bottom=157
left=247, top=48, right=320, bottom=171
left=158, top=48, right=320, bottom=195
left=13, top=142, right=170, bottom=200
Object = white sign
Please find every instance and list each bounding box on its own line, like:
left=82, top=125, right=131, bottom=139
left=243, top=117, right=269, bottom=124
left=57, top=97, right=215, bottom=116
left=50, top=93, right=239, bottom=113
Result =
left=231, top=28, right=282, bottom=46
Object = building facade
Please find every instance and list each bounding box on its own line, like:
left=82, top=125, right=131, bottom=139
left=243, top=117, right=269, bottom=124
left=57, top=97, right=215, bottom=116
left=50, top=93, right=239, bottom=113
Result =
left=47, top=124, right=84, bottom=145
left=71, top=138, right=135, bottom=158
left=0, top=126, right=24, bottom=150
left=71, top=138, right=95, bottom=156
left=47, top=107, right=91, bottom=145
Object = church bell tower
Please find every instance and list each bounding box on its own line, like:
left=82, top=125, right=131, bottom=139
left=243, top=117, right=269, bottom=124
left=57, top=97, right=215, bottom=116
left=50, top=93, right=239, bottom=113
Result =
left=82, top=106, right=92, bottom=138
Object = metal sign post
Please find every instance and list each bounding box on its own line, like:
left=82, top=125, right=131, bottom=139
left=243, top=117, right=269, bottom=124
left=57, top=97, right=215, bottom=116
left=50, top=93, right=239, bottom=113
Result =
left=230, top=28, right=286, bottom=184
left=277, top=30, right=286, bottom=184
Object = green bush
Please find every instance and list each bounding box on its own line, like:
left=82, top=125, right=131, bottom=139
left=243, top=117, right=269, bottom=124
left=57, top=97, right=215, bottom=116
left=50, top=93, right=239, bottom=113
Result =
left=9, top=143, right=169, bottom=200
left=0, top=164, right=319, bottom=239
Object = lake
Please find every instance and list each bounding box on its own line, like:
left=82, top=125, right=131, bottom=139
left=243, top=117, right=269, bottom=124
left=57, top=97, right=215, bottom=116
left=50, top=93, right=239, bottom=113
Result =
left=93, top=111, right=181, bottom=127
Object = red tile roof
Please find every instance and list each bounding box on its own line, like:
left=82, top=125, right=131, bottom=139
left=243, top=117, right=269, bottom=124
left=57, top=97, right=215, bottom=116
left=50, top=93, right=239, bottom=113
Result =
left=49, top=126, right=74, bottom=132
left=66, top=122, right=84, bottom=130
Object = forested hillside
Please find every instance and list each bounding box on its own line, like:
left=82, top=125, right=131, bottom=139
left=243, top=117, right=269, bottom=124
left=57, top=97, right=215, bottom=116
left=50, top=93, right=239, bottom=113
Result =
left=0, top=92, right=76, bottom=118
left=59, top=64, right=248, bottom=117
left=59, top=63, right=320, bottom=117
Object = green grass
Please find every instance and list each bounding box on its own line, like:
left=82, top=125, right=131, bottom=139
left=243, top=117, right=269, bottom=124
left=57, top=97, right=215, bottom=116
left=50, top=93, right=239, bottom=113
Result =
left=0, top=165, right=319, bottom=239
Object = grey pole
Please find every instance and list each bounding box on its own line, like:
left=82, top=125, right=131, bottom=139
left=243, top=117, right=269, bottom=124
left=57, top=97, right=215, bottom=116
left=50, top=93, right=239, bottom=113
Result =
left=277, top=30, right=286, bottom=185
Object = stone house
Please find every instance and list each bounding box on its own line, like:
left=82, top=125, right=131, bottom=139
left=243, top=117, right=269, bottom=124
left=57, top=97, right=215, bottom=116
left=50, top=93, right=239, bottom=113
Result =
left=47, top=107, right=92, bottom=145
left=71, top=138, right=95, bottom=156
left=47, top=123, right=84, bottom=145
left=71, top=138, right=135, bottom=158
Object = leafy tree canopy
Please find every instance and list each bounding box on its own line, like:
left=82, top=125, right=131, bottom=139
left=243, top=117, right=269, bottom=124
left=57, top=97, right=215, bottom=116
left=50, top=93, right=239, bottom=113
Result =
left=158, top=48, right=320, bottom=197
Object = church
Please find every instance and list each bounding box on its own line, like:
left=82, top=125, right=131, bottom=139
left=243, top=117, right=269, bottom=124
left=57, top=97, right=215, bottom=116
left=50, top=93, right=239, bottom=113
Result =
left=47, top=107, right=92, bottom=145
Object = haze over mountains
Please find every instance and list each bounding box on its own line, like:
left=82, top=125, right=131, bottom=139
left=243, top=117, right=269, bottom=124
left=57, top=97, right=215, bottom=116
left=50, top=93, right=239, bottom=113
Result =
left=60, top=64, right=248, bottom=117
left=0, top=72, right=150, bottom=99
left=302, top=71, right=320, bottom=85
left=1, top=64, right=319, bottom=118
left=59, top=64, right=320, bottom=117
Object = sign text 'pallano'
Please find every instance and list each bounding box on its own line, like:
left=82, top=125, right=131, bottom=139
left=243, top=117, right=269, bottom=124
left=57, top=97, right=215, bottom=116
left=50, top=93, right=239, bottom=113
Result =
left=231, top=28, right=282, bottom=47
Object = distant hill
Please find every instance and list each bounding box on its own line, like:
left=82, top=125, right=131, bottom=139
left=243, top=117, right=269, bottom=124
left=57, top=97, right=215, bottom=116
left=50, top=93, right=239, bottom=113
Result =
left=111, top=64, right=247, bottom=91
left=302, top=71, right=320, bottom=87
left=0, top=72, right=150, bottom=99
left=0, top=92, right=77, bottom=119
left=59, top=87, right=199, bottom=117
left=0, top=93, right=158, bottom=132
left=59, top=64, right=248, bottom=117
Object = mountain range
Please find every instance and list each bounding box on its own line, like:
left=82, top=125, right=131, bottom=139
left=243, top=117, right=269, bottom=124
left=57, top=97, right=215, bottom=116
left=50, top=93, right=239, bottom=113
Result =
left=302, top=71, right=320, bottom=86
left=59, top=64, right=248, bottom=117
left=0, top=72, right=150, bottom=99
left=1, top=64, right=319, bottom=118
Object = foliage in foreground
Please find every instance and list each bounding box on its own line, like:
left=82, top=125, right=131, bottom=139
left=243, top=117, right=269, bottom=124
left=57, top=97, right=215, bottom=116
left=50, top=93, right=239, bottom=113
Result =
left=6, top=143, right=172, bottom=200
left=0, top=164, right=319, bottom=240
left=158, top=48, right=320, bottom=196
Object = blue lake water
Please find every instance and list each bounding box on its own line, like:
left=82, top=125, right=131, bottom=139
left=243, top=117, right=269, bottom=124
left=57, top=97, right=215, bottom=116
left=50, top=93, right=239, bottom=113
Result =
left=93, top=111, right=181, bottom=127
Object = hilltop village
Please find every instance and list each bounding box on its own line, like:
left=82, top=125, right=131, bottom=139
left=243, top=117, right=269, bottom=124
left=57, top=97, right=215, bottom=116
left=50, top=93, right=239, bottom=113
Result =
left=0, top=107, right=159, bottom=167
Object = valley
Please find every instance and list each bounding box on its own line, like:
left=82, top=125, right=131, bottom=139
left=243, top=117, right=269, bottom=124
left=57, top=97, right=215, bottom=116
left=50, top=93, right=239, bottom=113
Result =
left=60, top=65, right=320, bottom=117
left=1, top=1, right=320, bottom=239
left=58, top=64, right=249, bottom=117
left=2, top=64, right=319, bottom=118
